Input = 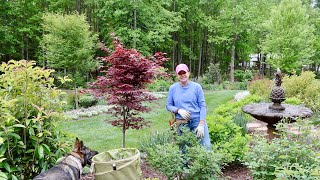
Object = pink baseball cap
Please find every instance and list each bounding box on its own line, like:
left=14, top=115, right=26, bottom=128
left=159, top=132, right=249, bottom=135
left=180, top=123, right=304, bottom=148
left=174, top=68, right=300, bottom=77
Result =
left=175, top=64, right=189, bottom=74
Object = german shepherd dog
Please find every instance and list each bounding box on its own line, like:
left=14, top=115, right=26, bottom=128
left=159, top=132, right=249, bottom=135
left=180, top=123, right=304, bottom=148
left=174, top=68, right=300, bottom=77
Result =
left=33, top=138, right=99, bottom=180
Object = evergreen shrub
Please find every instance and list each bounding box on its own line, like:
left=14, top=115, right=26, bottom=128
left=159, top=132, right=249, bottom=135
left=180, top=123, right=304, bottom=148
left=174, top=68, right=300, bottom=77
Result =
left=78, top=93, right=98, bottom=108
left=0, top=60, right=69, bottom=179
left=204, top=63, right=222, bottom=84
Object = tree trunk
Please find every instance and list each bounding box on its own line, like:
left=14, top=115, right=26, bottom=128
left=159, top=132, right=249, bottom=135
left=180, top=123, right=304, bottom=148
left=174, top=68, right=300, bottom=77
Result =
left=21, top=34, right=24, bottom=59
left=42, top=46, right=45, bottom=68
left=198, top=32, right=202, bottom=78
left=133, top=0, right=137, bottom=48
left=122, top=126, right=126, bottom=148
left=26, top=38, right=29, bottom=60
left=74, top=84, right=79, bottom=109
left=230, top=38, right=235, bottom=82
left=77, top=0, right=82, bottom=13
left=171, top=0, right=177, bottom=72
left=189, top=25, right=193, bottom=72
left=122, top=107, right=126, bottom=148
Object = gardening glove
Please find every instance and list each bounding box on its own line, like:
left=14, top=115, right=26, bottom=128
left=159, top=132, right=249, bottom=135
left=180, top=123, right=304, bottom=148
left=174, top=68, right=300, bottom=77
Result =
left=177, top=109, right=191, bottom=121
left=195, top=121, right=205, bottom=138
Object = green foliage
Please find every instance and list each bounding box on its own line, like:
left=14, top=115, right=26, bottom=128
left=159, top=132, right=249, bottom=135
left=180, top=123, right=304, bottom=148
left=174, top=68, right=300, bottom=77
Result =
left=247, top=78, right=273, bottom=100
left=59, top=91, right=75, bottom=111
left=284, top=97, right=302, bottom=105
left=283, top=71, right=320, bottom=111
left=196, top=75, right=209, bottom=85
left=213, top=94, right=263, bottom=118
left=138, top=130, right=175, bottom=153
left=183, top=146, right=222, bottom=179
left=207, top=114, right=250, bottom=164
left=261, top=0, right=315, bottom=73
left=41, top=12, right=98, bottom=86
left=147, top=79, right=172, bottom=92
left=204, top=63, right=222, bottom=84
left=0, top=0, right=43, bottom=61
left=207, top=95, right=262, bottom=163
left=201, top=83, right=224, bottom=91
left=96, top=0, right=181, bottom=55
left=244, top=120, right=320, bottom=180
left=283, top=71, right=316, bottom=97
left=147, top=143, right=184, bottom=178
left=0, top=60, right=69, bottom=179
left=222, top=81, right=248, bottom=90
left=232, top=113, right=248, bottom=136
left=78, top=93, right=98, bottom=108
left=234, top=70, right=253, bottom=82
left=146, top=129, right=223, bottom=179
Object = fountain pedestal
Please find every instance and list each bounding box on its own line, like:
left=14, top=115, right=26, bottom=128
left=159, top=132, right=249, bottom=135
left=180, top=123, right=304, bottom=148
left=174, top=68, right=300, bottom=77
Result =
left=243, top=69, right=313, bottom=139
left=243, top=103, right=313, bottom=139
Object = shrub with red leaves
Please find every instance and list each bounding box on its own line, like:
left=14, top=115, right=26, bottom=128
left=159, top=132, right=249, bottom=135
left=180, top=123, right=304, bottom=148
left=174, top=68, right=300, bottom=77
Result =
left=88, top=34, right=168, bottom=147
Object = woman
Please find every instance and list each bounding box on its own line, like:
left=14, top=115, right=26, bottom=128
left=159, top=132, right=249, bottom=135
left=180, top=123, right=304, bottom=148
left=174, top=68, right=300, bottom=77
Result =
left=166, top=63, right=211, bottom=149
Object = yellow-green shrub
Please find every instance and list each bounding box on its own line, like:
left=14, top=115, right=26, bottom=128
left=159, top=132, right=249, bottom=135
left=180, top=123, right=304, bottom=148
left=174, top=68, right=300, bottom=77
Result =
left=283, top=71, right=320, bottom=111
left=284, top=97, right=302, bottom=105
left=303, top=80, right=320, bottom=110
left=282, top=71, right=315, bottom=98
left=206, top=95, right=261, bottom=163
left=247, top=78, right=273, bottom=100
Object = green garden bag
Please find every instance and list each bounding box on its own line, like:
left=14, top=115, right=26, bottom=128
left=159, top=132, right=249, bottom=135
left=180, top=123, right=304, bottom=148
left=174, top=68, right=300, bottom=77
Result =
left=92, top=148, right=142, bottom=180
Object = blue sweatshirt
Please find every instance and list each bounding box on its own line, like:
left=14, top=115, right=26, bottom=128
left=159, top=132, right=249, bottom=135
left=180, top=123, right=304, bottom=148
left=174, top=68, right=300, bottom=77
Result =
left=166, top=81, right=207, bottom=120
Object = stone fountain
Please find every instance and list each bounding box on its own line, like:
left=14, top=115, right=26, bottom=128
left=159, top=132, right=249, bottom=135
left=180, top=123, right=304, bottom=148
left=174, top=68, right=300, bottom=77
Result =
left=242, top=69, right=313, bottom=138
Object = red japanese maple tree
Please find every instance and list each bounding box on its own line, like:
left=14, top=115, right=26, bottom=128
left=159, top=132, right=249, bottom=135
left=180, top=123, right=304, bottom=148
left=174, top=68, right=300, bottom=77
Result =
left=88, top=35, right=168, bottom=147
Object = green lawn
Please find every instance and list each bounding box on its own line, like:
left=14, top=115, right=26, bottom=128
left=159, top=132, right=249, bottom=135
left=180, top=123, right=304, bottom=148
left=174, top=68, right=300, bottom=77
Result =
left=58, top=90, right=242, bottom=152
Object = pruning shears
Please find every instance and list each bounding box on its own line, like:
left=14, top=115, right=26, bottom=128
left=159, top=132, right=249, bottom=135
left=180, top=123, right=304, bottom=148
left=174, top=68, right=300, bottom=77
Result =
left=168, top=112, right=176, bottom=130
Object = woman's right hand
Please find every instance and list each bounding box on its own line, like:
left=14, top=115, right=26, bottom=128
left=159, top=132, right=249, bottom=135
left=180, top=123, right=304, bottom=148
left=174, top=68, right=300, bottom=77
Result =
left=177, top=109, right=191, bottom=120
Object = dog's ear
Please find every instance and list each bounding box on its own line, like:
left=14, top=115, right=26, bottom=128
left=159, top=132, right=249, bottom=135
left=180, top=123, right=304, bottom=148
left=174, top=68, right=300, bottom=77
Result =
left=80, top=141, right=84, bottom=149
left=73, top=137, right=81, bottom=152
left=75, top=137, right=80, bottom=146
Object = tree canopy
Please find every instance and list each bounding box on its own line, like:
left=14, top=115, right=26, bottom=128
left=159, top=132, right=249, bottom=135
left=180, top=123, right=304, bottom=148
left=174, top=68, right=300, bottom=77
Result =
left=0, top=0, right=319, bottom=78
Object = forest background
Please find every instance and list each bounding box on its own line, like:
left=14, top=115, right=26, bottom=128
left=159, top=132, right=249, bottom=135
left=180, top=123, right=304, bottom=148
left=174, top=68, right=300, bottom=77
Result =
left=1, top=0, right=320, bottom=83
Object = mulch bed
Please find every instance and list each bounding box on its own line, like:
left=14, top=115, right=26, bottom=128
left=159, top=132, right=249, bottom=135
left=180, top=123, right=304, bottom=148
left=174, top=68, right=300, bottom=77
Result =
left=222, top=163, right=252, bottom=180
left=81, top=159, right=252, bottom=180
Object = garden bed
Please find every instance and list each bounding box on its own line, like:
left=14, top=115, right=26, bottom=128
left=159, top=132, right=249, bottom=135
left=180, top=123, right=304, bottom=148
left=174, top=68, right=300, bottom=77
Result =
left=81, top=159, right=252, bottom=180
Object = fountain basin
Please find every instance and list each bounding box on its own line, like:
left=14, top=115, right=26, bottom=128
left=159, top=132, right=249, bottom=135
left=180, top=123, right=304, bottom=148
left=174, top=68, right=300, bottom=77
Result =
left=242, top=103, right=313, bottom=126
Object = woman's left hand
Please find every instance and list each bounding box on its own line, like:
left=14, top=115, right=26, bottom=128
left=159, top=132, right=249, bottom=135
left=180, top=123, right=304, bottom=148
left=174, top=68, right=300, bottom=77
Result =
left=195, top=124, right=204, bottom=138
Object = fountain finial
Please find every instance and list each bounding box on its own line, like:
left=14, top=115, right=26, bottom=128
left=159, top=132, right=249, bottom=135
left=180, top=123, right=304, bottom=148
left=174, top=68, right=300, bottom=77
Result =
left=269, top=68, right=286, bottom=110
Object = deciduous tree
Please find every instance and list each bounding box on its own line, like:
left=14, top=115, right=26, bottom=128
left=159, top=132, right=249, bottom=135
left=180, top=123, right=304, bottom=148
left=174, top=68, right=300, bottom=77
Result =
left=41, top=13, right=98, bottom=108
left=88, top=34, right=168, bottom=148
left=260, top=0, right=315, bottom=73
